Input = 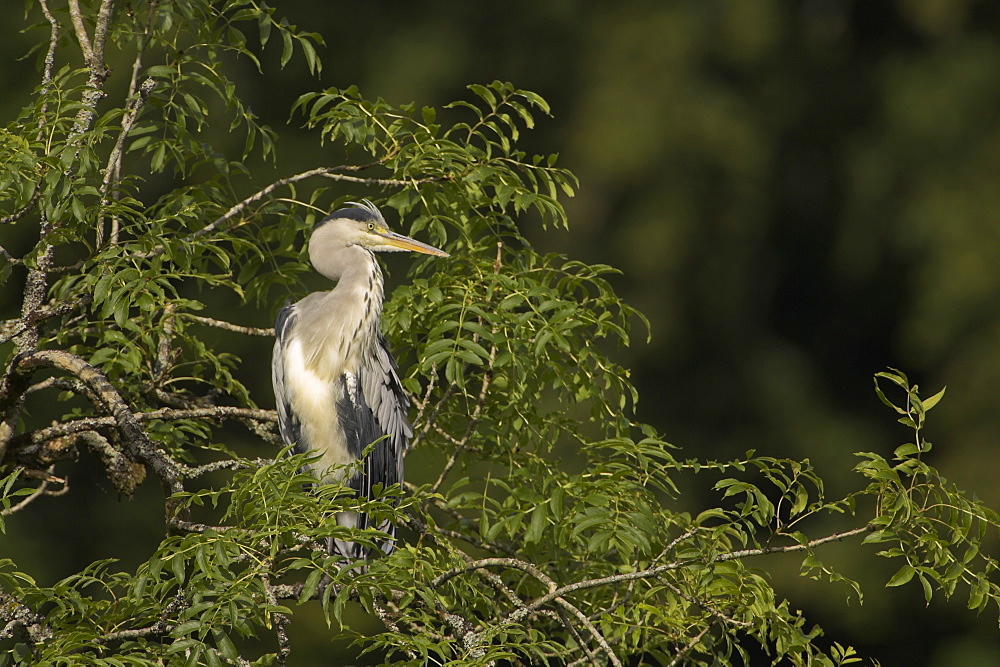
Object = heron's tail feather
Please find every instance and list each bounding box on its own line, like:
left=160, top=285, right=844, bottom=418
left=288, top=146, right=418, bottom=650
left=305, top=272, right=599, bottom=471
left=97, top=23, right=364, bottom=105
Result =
left=329, top=510, right=396, bottom=561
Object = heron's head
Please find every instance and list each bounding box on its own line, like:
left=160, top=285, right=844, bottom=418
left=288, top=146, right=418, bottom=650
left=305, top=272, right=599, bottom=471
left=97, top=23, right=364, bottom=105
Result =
left=309, top=200, right=448, bottom=280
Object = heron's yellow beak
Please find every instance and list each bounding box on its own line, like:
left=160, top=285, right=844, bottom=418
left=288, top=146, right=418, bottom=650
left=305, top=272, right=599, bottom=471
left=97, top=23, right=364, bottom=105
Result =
left=378, top=230, right=450, bottom=257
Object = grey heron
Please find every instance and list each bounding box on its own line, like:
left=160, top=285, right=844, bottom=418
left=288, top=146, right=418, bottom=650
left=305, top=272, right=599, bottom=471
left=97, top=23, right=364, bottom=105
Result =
left=271, top=200, right=448, bottom=559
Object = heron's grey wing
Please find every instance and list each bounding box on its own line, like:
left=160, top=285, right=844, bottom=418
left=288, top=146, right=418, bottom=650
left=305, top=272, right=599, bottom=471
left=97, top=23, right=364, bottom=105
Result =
left=337, top=334, right=412, bottom=556
left=366, top=333, right=413, bottom=459
left=272, top=305, right=304, bottom=452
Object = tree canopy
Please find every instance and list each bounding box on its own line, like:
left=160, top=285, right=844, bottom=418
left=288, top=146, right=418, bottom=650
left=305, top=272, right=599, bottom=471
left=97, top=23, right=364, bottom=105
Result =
left=1, top=2, right=999, bottom=666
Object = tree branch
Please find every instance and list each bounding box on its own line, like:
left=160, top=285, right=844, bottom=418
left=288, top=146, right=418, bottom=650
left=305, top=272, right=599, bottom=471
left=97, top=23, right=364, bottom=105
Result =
left=99, top=77, right=155, bottom=246
left=183, top=314, right=274, bottom=337
left=550, top=597, right=623, bottom=667
left=76, top=431, right=146, bottom=497
left=104, top=0, right=160, bottom=244
left=666, top=623, right=712, bottom=667
left=97, top=590, right=186, bottom=644
left=713, top=525, right=874, bottom=563
left=428, top=526, right=876, bottom=664
left=9, top=407, right=277, bottom=466
left=522, top=525, right=875, bottom=616
left=262, top=572, right=293, bottom=667
left=36, top=0, right=58, bottom=93
left=181, top=456, right=274, bottom=479
left=138, top=166, right=447, bottom=259
left=0, top=292, right=93, bottom=346
left=4, top=350, right=184, bottom=498
left=67, top=0, right=94, bottom=66
left=0, top=192, right=41, bottom=226
left=91, top=0, right=115, bottom=69
left=68, top=0, right=113, bottom=141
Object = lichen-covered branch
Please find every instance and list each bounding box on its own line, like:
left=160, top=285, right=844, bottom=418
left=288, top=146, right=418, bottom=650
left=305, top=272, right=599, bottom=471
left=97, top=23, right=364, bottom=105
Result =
left=5, top=350, right=183, bottom=498
left=99, top=77, right=155, bottom=246
left=0, top=592, right=52, bottom=645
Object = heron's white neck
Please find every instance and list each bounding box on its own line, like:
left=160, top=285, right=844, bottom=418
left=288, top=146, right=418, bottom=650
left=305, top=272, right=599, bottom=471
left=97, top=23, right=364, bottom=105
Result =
left=325, top=247, right=385, bottom=315
left=298, top=248, right=385, bottom=375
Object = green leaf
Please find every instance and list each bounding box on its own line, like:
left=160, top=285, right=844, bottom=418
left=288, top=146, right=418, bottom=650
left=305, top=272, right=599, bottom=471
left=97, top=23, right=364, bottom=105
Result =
left=299, top=37, right=320, bottom=75
left=300, top=567, right=324, bottom=603
left=917, top=572, right=934, bottom=603
left=280, top=26, right=294, bottom=67
left=922, top=386, right=947, bottom=411
left=170, top=554, right=186, bottom=585
left=525, top=504, right=547, bottom=544
left=258, top=11, right=272, bottom=46
left=886, top=564, right=915, bottom=587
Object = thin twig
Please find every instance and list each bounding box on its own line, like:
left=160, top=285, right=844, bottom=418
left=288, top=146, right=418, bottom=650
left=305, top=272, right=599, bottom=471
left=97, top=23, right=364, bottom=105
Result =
left=0, top=192, right=41, bottom=226
left=137, top=167, right=445, bottom=259
left=37, top=0, right=58, bottom=92
left=525, top=525, right=875, bottom=615
left=0, top=467, right=68, bottom=516
left=406, top=495, right=517, bottom=556
left=410, top=363, right=438, bottom=422
left=181, top=457, right=273, bottom=478
left=550, top=597, right=623, bottom=667
left=98, top=77, right=155, bottom=246
left=429, top=337, right=497, bottom=495
left=371, top=600, right=419, bottom=662
left=658, top=577, right=752, bottom=629
left=124, top=1, right=159, bottom=109
left=666, top=623, right=713, bottom=667
left=409, top=383, right=455, bottom=451
left=435, top=559, right=620, bottom=667
left=432, top=557, right=558, bottom=592
left=561, top=604, right=602, bottom=667
left=657, top=528, right=699, bottom=561
left=0, top=245, right=21, bottom=264
left=183, top=314, right=274, bottom=337
left=712, top=526, right=873, bottom=563
left=98, top=590, right=186, bottom=644
left=104, top=0, right=159, bottom=244
left=429, top=526, right=875, bottom=664
left=169, top=518, right=323, bottom=557
left=0, top=293, right=93, bottom=346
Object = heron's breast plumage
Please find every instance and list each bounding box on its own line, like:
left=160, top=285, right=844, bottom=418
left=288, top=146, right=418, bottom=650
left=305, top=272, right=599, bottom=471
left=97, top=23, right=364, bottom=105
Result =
left=282, top=337, right=355, bottom=482
left=283, top=271, right=384, bottom=482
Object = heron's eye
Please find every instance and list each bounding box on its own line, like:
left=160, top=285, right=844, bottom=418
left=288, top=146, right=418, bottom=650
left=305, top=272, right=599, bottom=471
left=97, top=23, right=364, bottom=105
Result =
left=367, top=222, right=375, bottom=231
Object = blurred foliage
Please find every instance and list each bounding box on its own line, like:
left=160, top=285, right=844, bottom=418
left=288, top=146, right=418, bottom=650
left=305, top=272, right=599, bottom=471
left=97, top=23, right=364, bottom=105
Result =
left=2, top=1, right=1000, bottom=666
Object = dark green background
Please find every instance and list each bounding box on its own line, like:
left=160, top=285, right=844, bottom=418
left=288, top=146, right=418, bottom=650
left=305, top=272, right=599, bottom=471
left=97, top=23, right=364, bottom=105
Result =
left=3, top=1, right=1000, bottom=664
